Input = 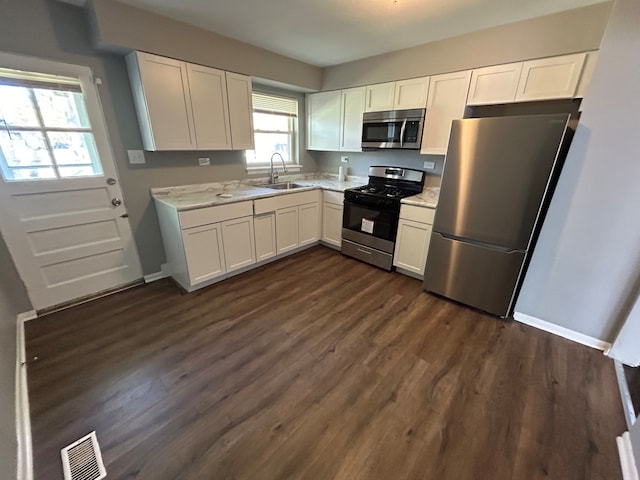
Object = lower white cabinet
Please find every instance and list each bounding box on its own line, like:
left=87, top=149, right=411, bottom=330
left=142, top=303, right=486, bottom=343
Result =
left=182, top=223, right=226, bottom=284
left=276, top=206, right=299, bottom=254
left=254, top=212, right=277, bottom=261
left=299, top=202, right=321, bottom=246
left=393, top=205, right=436, bottom=277
left=221, top=216, right=256, bottom=272
left=322, top=191, right=344, bottom=248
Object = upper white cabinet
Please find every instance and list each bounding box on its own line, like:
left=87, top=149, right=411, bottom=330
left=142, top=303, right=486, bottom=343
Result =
left=575, top=51, right=599, bottom=98
left=421, top=70, right=472, bottom=155
left=126, top=51, right=254, bottom=151
left=394, top=77, right=430, bottom=110
left=364, top=82, right=396, bottom=112
left=307, top=90, right=341, bottom=151
left=515, top=53, right=586, bottom=102
left=186, top=63, right=232, bottom=150
left=467, top=63, right=523, bottom=106
left=225, top=72, right=255, bottom=150
left=365, top=77, right=430, bottom=112
left=307, top=88, right=364, bottom=152
left=126, top=52, right=196, bottom=151
left=340, top=87, right=366, bottom=152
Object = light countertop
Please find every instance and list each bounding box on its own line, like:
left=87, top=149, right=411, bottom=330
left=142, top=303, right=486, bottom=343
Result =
left=401, top=187, right=440, bottom=208
left=151, top=174, right=367, bottom=211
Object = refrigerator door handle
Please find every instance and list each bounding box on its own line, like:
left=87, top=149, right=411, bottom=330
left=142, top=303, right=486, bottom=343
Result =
left=436, top=232, right=524, bottom=254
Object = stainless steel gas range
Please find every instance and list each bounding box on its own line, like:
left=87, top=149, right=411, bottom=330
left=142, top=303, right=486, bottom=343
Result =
left=342, top=166, right=425, bottom=270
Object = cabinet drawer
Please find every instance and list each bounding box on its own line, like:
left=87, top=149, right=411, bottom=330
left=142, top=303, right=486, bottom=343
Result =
left=399, top=204, right=435, bottom=224
left=323, top=190, right=344, bottom=205
left=179, top=201, right=253, bottom=229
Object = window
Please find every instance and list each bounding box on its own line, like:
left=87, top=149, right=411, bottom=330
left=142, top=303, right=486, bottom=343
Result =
left=0, top=68, right=103, bottom=181
left=246, top=93, right=299, bottom=170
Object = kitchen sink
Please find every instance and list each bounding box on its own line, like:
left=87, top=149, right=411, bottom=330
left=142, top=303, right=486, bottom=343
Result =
left=261, top=182, right=308, bottom=190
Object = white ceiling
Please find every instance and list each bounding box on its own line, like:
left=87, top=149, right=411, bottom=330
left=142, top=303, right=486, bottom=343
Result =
left=112, top=0, right=605, bottom=67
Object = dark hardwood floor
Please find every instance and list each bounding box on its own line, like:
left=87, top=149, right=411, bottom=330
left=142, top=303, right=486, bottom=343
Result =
left=26, top=246, right=625, bottom=480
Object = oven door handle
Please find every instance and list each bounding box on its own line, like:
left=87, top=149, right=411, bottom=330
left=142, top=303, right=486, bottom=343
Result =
left=400, top=119, right=407, bottom=148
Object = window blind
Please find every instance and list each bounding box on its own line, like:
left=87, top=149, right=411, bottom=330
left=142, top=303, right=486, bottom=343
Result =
left=0, top=67, right=81, bottom=92
left=252, top=93, right=298, bottom=116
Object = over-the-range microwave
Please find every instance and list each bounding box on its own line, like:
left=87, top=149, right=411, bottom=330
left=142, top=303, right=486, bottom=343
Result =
left=361, top=108, right=425, bottom=150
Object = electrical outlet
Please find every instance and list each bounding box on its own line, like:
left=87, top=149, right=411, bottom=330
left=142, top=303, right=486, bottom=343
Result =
left=423, top=160, right=436, bottom=170
left=198, top=157, right=211, bottom=166
left=127, top=150, right=145, bottom=165
left=340, top=155, right=349, bottom=163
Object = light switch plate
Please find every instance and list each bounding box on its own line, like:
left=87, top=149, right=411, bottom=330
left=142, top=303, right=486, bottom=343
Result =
left=198, top=157, right=211, bottom=166
left=340, top=156, right=349, bottom=163
left=423, top=160, right=436, bottom=170
left=127, top=150, right=145, bottom=165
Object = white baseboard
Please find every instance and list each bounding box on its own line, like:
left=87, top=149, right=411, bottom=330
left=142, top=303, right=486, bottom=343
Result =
left=615, top=360, right=637, bottom=429
left=513, top=312, right=612, bottom=351
left=618, top=432, right=639, bottom=480
left=143, top=267, right=169, bottom=283
left=16, top=313, right=33, bottom=480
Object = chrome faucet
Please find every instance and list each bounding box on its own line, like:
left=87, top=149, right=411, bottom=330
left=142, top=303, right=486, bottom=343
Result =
left=269, top=152, right=287, bottom=184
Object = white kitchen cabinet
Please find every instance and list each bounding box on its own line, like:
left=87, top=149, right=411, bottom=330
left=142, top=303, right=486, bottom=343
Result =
left=467, top=63, right=523, bottom=106
left=225, top=72, right=255, bottom=150
left=126, top=51, right=254, bottom=151
left=186, top=63, right=232, bottom=150
left=515, top=53, right=586, bottom=101
left=393, top=77, right=430, bottom=110
left=393, top=205, right=436, bottom=277
left=322, top=191, right=344, bottom=249
left=340, top=87, right=365, bottom=152
left=575, top=51, right=599, bottom=98
left=364, top=78, right=429, bottom=112
left=276, top=206, right=299, bottom=254
left=421, top=70, right=472, bottom=155
left=221, top=216, right=256, bottom=272
left=254, top=212, right=277, bottom=262
left=182, top=223, right=226, bottom=284
left=365, top=82, right=396, bottom=112
left=307, top=90, right=341, bottom=151
left=126, top=51, right=196, bottom=151
left=299, top=202, right=321, bottom=246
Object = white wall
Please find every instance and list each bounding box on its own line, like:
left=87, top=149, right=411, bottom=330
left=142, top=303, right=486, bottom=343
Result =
left=609, top=290, right=640, bottom=366
left=515, top=0, right=640, bottom=342
left=322, top=2, right=611, bottom=90
left=0, top=233, right=31, bottom=480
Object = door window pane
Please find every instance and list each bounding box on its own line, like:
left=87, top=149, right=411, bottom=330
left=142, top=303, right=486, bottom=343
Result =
left=0, top=85, right=39, bottom=127
left=34, top=89, right=90, bottom=128
left=48, top=131, right=101, bottom=169
left=8, top=167, right=56, bottom=180
left=0, top=130, right=52, bottom=167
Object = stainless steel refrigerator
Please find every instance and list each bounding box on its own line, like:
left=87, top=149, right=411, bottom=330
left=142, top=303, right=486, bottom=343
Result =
left=423, top=113, right=574, bottom=317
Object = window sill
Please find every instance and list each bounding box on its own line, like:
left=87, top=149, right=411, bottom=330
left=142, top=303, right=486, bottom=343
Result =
left=245, top=165, right=302, bottom=175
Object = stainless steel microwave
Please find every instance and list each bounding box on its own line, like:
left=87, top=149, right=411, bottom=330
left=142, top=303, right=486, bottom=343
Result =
left=361, top=108, right=425, bottom=150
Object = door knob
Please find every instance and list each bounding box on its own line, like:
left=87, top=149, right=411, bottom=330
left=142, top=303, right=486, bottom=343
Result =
left=106, top=177, right=117, bottom=185
left=111, top=198, right=122, bottom=207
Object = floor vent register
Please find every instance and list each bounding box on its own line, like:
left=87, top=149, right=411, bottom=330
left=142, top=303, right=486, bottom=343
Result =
left=61, top=431, right=107, bottom=480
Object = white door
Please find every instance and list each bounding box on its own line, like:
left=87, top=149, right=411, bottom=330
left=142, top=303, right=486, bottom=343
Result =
left=393, top=77, right=430, bottom=110
left=515, top=53, right=586, bottom=101
left=322, top=202, right=343, bottom=248
left=182, top=223, right=226, bottom=285
left=393, top=219, right=432, bottom=276
left=225, top=72, right=255, bottom=150
left=364, top=82, right=396, bottom=112
left=467, top=63, right=523, bottom=106
left=307, top=90, right=341, bottom=151
left=0, top=53, right=142, bottom=310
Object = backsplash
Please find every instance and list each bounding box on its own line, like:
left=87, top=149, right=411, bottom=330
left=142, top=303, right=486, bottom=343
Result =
left=312, top=150, right=445, bottom=187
